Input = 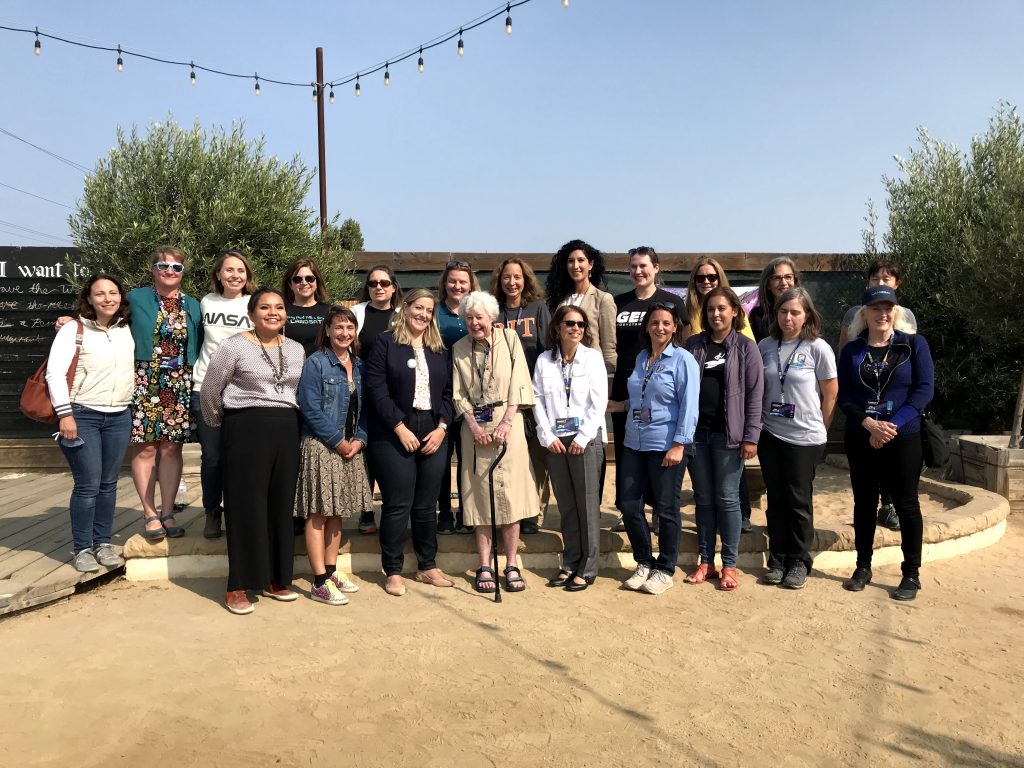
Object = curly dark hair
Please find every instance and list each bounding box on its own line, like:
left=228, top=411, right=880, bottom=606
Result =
left=545, top=239, right=606, bottom=313
left=75, top=273, right=131, bottom=325
left=545, top=305, right=594, bottom=359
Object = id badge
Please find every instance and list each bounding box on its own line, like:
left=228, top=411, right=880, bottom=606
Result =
left=554, top=417, right=581, bottom=436
left=866, top=400, right=893, bottom=418
left=159, top=354, right=182, bottom=371
left=769, top=401, right=796, bottom=419
left=631, top=408, right=653, bottom=424
left=473, top=405, right=494, bottom=423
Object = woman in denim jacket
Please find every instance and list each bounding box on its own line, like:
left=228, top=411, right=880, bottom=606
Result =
left=296, top=305, right=371, bottom=606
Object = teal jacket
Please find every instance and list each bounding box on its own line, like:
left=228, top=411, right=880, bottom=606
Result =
left=127, top=287, right=204, bottom=365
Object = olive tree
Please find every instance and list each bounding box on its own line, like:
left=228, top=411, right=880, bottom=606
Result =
left=69, top=117, right=359, bottom=300
left=864, top=103, right=1024, bottom=438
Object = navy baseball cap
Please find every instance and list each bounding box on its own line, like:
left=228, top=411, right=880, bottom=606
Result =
left=862, top=285, right=898, bottom=306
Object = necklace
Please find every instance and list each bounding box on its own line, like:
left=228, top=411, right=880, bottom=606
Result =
left=253, top=332, right=288, bottom=394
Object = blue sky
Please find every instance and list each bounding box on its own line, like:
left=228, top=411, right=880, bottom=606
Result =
left=1, top=0, right=1021, bottom=253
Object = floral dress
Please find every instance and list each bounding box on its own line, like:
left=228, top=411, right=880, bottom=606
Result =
left=130, top=291, right=196, bottom=444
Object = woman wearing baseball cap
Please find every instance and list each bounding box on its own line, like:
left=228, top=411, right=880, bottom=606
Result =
left=837, top=285, right=934, bottom=601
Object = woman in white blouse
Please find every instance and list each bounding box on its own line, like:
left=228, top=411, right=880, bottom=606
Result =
left=532, top=305, right=609, bottom=591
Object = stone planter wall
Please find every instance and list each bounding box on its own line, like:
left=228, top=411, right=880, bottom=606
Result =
left=951, top=435, right=1024, bottom=515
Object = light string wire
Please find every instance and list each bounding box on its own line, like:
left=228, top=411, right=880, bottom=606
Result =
left=0, top=0, right=542, bottom=93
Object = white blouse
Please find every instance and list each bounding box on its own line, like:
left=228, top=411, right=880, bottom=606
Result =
left=532, top=344, right=609, bottom=448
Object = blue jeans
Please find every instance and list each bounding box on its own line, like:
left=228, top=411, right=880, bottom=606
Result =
left=689, top=429, right=743, bottom=568
left=59, top=406, right=132, bottom=553
left=190, top=392, right=222, bottom=512
left=619, top=447, right=686, bottom=574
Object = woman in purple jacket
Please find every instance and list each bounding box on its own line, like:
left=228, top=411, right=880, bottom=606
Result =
left=838, top=285, right=934, bottom=602
left=682, top=287, right=764, bottom=591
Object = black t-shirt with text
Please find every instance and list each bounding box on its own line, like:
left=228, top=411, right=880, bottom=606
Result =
left=285, top=302, right=330, bottom=357
left=611, top=288, right=688, bottom=400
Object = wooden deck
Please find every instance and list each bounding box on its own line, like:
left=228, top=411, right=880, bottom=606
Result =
left=0, top=470, right=202, bottom=617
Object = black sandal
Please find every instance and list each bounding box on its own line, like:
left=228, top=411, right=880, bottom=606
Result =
left=547, top=570, right=573, bottom=588
left=504, top=565, right=526, bottom=592
left=474, top=566, right=497, bottom=593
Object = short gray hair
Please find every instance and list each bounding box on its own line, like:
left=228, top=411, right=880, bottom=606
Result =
left=459, top=290, right=500, bottom=322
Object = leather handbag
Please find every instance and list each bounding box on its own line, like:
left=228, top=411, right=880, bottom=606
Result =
left=19, top=320, right=84, bottom=424
left=921, top=410, right=950, bottom=468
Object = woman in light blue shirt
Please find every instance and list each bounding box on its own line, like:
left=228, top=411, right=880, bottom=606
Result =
left=608, top=303, right=699, bottom=595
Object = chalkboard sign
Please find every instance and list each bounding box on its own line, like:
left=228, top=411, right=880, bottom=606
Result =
left=0, top=246, right=89, bottom=438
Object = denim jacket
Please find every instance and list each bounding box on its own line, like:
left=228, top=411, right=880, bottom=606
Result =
left=297, top=349, right=368, bottom=448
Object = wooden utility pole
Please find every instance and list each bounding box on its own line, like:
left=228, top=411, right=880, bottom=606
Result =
left=315, top=47, right=328, bottom=252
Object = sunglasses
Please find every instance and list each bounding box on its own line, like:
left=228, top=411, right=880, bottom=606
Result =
left=291, top=275, right=317, bottom=284
left=155, top=262, right=184, bottom=274
left=695, top=273, right=719, bottom=284
left=446, top=260, right=471, bottom=270
left=562, top=320, right=587, bottom=329
left=367, top=279, right=393, bottom=289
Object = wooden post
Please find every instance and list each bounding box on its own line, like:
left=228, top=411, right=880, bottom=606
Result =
left=1010, top=370, right=1024, bottom=449
left=315, top=47, right=328, bottom=253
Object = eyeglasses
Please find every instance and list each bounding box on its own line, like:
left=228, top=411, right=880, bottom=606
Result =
left=446, top=260, right=471, bottom=270
left=367, top=279, right=393, bottom=289
left=291, top=275, right=317, bottom=284
left=695, top=273, right=719, bottom=284
left=769, top=273, right=796, bottom=284
left=562, top=320, right=587, bottom=329
left=155, top=262, right=184, bottom=274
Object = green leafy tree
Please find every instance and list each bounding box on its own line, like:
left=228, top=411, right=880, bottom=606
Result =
left=69, top=116, right=359, bottom=300
left=863, top=103, right=1024, bottom=434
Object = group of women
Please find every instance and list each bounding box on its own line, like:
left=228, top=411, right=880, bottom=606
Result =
left=46, top=241, right=934, bottom=612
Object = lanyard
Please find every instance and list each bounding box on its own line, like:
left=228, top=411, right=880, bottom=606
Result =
left=865, top=336, right=894, bottom=399
left=640, top=351, right=662, bottom=405
left=560, top=356, right=575, bottom=406
left=776, top=340, right=802, bottom=402
left=470, top=339, right=494, bottom=399
left=503, top=306, right=523, bottom=332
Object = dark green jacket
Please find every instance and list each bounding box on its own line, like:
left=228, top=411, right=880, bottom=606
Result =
left=127, top=286, right=204, bottom=365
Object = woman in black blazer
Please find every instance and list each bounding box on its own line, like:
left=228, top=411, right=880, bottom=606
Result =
left=364, top=288, right=456, bottom=596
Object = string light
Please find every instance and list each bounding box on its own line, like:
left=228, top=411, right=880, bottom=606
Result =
left=329, top=85, right=335, bottom=103
left=311, top=82, right=318, bottom=102
left=354, top=75, right=360, bottom=97
left=457, top=29, right=464, bottom=56
left=254, top=73, right=261, bottom=96
left=384, top=62, right=390, bottom=86
left=505, top=4, right=512, bottom=34
left=417, top=46, right=424, bottom=73
left=116, top=45, right=123, bottom=72
left=33, top=27, right=40, bottom=55
left=190, top=61, right=196, bottom=85
left=562, top=0, right=569, bottom=6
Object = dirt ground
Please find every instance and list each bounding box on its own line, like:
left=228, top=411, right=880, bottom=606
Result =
left=2, top=522, right=1023, bottom=768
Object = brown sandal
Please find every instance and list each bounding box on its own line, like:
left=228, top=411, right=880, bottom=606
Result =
left=684, top=563, right=719, bottom=584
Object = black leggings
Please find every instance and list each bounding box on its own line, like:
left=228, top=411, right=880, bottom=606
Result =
left=845, top=430, right=923, bottom=577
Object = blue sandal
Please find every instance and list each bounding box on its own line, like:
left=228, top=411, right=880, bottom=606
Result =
left=141, top=515, right=166, bottom=541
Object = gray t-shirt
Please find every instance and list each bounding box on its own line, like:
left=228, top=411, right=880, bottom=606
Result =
left=758, top=336, right=837, bottom=446
left=842, top=304, right=918, bottom=330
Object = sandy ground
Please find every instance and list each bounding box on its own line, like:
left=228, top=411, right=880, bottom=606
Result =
left=2, top=522, right=1023, bottom=768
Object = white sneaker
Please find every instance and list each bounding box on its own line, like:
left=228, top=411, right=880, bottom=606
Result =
left=640, top=569, right=674, bottom=595
left=330, top=572, right=360, bottom=593
left=623, top=563, right=652, bottom=590
left=93, top=543, right=121, bottom=568
left=310, top=580, right=349, bottom=606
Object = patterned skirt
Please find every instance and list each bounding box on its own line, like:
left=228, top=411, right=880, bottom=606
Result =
left=294, top=435, right=373, bottom=519
left=130, top=360, right=196, bottom=444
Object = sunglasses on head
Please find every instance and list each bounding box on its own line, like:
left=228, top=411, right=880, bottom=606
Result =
left=695, top=273, right=719, bottom=284
left=446, top=260, right=471, bottom=270
left=155, top=262, right=184, bottom=274
left=650, top=301, right=678, bottom=313
left=367, top=279, right=393, bottom=289
left=562, top=319, right=587, bottom=329
left=291, top=275, right=317, bottom=284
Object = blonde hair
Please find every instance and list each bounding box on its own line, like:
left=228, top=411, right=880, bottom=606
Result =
left=847, top=304, right=914, bottom=339
left=687, top=257, right=732, bottom=331
left=391, top=288, right=445, bottom=353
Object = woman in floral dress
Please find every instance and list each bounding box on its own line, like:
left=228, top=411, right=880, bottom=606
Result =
left=127, top=246, right=203, bottom=540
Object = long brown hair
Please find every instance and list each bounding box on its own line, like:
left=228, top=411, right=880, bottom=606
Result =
left=314, top=304, right=361, bottom=355
left=638, top=302, right=688, bottom=351
left=281, top=258, right=328, bottom=304
left=210, top=250, right=258, bottom=295
left=75, top=273, right=131, bottom=325
left=490, top=257, right=543, bottom=305
left=545, top=305, right=594, bottom=358
left=686, top=257, right=733, bottom=331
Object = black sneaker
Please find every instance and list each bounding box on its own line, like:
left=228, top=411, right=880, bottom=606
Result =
left=843, top=566, right=872, bottom=592
left=520, top=517, right=539, bottom=535
left=358, top=511, right=377, bottom=535
left=891, top=575, right=921, bottom=601
left=437, top=517, right=455, bottom=535
left=877, top=504, right=900, bottom=531
left=762, top=566, right=785, bottom=585
left=782, top=562, right=808, bottom=590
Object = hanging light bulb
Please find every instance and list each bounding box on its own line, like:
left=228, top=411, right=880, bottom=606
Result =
left=384, top=63, right=390, bottom=86
left=116, top=45, right=124, bottom=72
left=457, top=29, right=464, bottom=56
left=190, top=62, right=196, bottom=86
left=562, top=0, right=569, bottom=7
left=34, top=28, right=41, bottom=56
left=254, top=74, right=261, bottom=96
left=354, top=75, right=361, bottom=97
left=312, top=82, right=318, bottom=103
left=329, top=86, right=335, bottom=103
left=418, top=47, right=424, bottom=73
left=505, top=5, right=512, bottom=34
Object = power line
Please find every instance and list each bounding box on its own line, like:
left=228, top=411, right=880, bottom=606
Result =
left=0, top=218, right=69, bottom=243
left=0, top=126, right=91, bottom=174
left=0, top=181, right=74, bottom=210
left=0, top=226, right=67, bottom=246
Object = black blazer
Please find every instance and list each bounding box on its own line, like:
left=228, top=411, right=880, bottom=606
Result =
left=364, top=331, right=454, bottom=436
